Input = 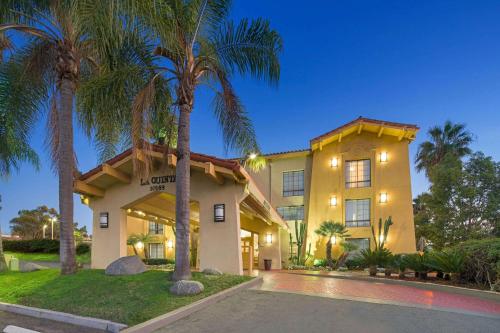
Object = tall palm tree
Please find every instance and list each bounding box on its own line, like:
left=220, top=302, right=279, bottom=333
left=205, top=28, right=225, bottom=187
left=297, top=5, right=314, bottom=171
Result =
left=315, top=221, right=349, bottom=268
left=415, top=121, right=473, bottom=176
left=108, top=0, right=283, bottom=281
left=0, top=0, right=139, bottom=274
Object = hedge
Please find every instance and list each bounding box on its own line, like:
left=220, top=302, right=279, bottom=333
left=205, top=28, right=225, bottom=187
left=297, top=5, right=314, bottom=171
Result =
left=2, top=239, right=59, bottom=253
left=142, top=258, right=175, bottom=265
left=2, top=239, right=91, bottom=255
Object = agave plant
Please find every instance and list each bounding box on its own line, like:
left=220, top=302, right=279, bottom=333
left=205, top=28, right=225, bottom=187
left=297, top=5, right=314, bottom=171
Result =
left=427, top=250, right=465, bottom=282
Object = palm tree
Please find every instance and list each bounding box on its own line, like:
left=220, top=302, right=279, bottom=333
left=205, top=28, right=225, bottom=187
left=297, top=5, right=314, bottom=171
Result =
left=111, top=0, right=282, bottom=281
left=415, top=121, right=473, bottom=176
left=315, top=221, right=350, bottom=268
left=0, top=0, right=138, bottom=274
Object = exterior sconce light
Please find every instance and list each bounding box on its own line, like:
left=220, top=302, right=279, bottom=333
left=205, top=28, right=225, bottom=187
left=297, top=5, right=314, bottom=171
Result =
left=135, top=241, right=144, bottom=250
left=380, top=192, right=388, bottom=203
left=379, top=235, right=385, bottom=243
left=330, top=235, right=337, bottom=245
left=330, top=157, right=339, bottom=168
left=329, top=196, right=337, bottom=207
left=380, top=151, right=388, bottom=163
left=214, top=204, right=225, bottom=222
left=166, top=239, right=174, bottom=249
left=265, top=233, right=273, bottom=244
left=99, top=212, right=109, bottom=228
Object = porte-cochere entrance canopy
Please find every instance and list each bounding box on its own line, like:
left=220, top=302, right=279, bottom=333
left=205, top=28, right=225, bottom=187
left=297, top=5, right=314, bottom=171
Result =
left=75, top=145, right=287, bottom=275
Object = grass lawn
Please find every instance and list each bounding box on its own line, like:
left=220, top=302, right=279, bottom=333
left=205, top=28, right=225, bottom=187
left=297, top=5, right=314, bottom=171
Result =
left=4, top=252, right=91, bottom=264
left=0, top=269, right=253, bottom=326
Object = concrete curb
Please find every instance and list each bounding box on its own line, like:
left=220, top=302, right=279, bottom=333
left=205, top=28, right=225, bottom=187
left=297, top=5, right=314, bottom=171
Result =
left=122, top=276, right=263, bottom=333
left=284, top=271, right=500, bottom=301
left=0, top=302, right=127, bottom=333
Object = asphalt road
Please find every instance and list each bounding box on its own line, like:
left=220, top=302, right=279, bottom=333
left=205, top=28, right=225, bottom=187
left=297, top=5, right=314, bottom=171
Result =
left=154, top=289, right=500, bottom=333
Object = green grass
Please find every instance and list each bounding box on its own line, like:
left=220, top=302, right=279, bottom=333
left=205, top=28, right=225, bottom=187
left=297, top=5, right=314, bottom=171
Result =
left=4, top=252, right=91, bottom=264
left=0, top=269, right=253, bottom=325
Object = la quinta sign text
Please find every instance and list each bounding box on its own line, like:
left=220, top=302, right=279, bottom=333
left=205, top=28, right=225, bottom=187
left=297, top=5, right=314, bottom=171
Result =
left=140, top=174, right=176, bottom=192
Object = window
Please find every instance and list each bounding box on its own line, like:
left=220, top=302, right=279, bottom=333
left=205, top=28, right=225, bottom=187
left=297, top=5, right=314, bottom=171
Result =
left=345, top=159, right=371, bottom=188
left=345, top=238, right=370, bottom=257
left=149, top=222, right=164, bottom=235
left=149, top=243, right=165, bottom=259
left=345, top=199, right=370, bottom=227
left=277, top=206, right=304, bottom=221
left=283, top=170, right=304, bottom=197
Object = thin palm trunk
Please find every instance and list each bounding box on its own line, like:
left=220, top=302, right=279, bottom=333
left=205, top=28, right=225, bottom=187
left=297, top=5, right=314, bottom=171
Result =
left=326, top=240, right=333, bottom=268
left=0, top=224, right=7, bottom=272
left=58, top=76, right=77, bottom=275
left=172, top=103, right=192, bottom=281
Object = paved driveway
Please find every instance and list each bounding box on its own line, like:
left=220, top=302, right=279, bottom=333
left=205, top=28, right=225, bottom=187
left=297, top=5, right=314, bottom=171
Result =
left=154, top=271, right=500, bottom=333
left=0, top=311, right=104, bottom=333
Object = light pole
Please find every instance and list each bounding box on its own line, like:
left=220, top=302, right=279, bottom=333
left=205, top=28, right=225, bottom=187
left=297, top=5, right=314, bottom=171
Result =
left=50, top=217, right=56, bottom=240
left=43, top=225, right=48, bottom=239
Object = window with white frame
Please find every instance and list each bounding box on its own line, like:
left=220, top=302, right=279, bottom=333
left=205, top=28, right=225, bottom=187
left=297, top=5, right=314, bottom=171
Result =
left=149, top=221, right=164, bottom=235
left=345, top=199, right=370, bottom=227
left=149, top=243, right=165, bottom=259
left=282, top=170, right=304, bottom=197
left=345, top=159, right=371, bottom=188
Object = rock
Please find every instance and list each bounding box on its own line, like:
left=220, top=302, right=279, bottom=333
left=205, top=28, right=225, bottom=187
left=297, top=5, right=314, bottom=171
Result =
left=19, top=262, right=44, bottom=272
left=170, top=280, right=205, bottom=295
left=105, top=255, right=147, bottom=276
left=202, top=268, right=223, bottom=276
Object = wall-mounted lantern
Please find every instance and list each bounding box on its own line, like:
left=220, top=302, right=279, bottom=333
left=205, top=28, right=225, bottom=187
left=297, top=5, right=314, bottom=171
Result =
left=214, top=204, right=225, bottom=222
left=100, top=212, right=109, bottom=228
left=379, top=151, right=388, bottom=163
left=330, top=235, right=337, bottom=245
left=265, top=233, right=273, bottom=244
left=330, top=157, right=339, bottom=168
left=166, top=239, right=174, bottom=249
left=329, top=195, right=337, bottom=207
left=379, top=192, right=388, bottom=203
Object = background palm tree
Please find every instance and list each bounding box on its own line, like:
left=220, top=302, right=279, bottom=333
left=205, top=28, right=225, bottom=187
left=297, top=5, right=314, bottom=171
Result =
left=107, top=0, right=283, bottom=281
left=0, top=0, right=138, bottom=274
left=315, top=221, right=349, bottom=268
left=415, top=121, right=473, bottom=176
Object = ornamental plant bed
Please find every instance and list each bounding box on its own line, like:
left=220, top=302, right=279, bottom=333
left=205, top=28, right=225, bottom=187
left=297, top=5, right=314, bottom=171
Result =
left=0, top=269, right=252, bottom=326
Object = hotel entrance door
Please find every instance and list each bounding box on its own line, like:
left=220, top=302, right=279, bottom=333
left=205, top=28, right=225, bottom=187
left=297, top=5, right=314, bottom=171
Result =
left=241, top=229, right=259, bottom=270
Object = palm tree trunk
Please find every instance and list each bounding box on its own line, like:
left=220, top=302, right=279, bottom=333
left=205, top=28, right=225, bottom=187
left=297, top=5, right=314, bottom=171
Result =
left=58, top=77, right=77, bottom=275
left=172, top=103, right=192, bottom=281
left=0, top=224, right=8, bottom=272
left=326, top=240, right=333, bottom=268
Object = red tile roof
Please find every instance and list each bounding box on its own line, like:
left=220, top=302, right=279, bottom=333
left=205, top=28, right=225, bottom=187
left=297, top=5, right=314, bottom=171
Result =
left=79, top=144, right=244, bottom=181
left=310, top=116, right=419, bottom=144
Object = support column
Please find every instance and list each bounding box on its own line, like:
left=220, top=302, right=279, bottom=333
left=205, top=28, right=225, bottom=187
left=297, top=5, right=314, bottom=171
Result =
left=199, top=197, right=242, bottom=275
left=91, top=206, right=127, bottom=269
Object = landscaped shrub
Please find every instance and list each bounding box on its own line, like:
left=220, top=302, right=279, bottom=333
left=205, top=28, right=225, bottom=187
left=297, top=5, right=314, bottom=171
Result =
left=313, top=258, right=328, bottom=267
left=403, top=252, right=431, bottom=279
left=142, top=258, right=175, bottom=265
left=345, top=256, right=364, bottom=270
left=359, top=248, right=392, bottom=276
left=392, top=254, right=409, bottom=278
left=448, top=238, right=500, bottom=289
left=426, top=250, right=465, bottom=281
left=2, top=239, right=59, bottom=253
left=76, top=243, right=91, bottom=255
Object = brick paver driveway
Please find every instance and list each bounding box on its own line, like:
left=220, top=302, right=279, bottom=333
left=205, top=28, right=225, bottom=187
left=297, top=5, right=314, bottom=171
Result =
left=260, top=271, right=500, bottom=317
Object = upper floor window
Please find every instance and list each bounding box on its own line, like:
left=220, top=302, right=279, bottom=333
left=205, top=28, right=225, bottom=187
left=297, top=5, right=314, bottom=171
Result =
left=345, top=159, right=371, bottom=188
left=283, top=170, right=304, bottom=197
left=149, top=221, right=164, bottom=235
left=277, top=205, right=304, bottom=221
left=345, top=199, right=370, bottom=227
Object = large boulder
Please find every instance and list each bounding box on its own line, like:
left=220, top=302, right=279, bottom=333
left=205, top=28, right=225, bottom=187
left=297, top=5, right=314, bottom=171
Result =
left=105, top=255, right=147, bottom=276
left=202, top=268, right=223, bottom=276
left=170, top=280, right=204, bottom=295
left=19, top=262, right=44, bottom=272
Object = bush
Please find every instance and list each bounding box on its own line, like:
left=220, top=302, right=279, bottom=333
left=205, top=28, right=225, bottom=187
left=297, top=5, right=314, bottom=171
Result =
left=142, top=258, right=175, bottom=265
left=76, top=243, right=91, bottom=255
left=345, top=256, right=364, bottom=270
left=403, top=253, right=432, bottom=279
left=2, top=239, right=59, bottom=253
left=426, top=250, right=465, bottom=280
left=448, top=238, right=500, bottom=289
left=313, top=258, right=328, bottom=267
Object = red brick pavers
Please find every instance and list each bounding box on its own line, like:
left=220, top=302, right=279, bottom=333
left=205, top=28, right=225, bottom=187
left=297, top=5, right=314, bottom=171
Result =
left=259, top=271, right=500, bottom=317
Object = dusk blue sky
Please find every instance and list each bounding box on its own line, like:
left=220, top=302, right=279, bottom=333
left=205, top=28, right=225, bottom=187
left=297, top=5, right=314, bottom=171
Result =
left=1, top=0, right=500, bottom=234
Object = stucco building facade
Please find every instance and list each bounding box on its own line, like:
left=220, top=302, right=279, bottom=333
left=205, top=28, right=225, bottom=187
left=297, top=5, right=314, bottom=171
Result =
left=76, top=117, right=419, bottom=274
